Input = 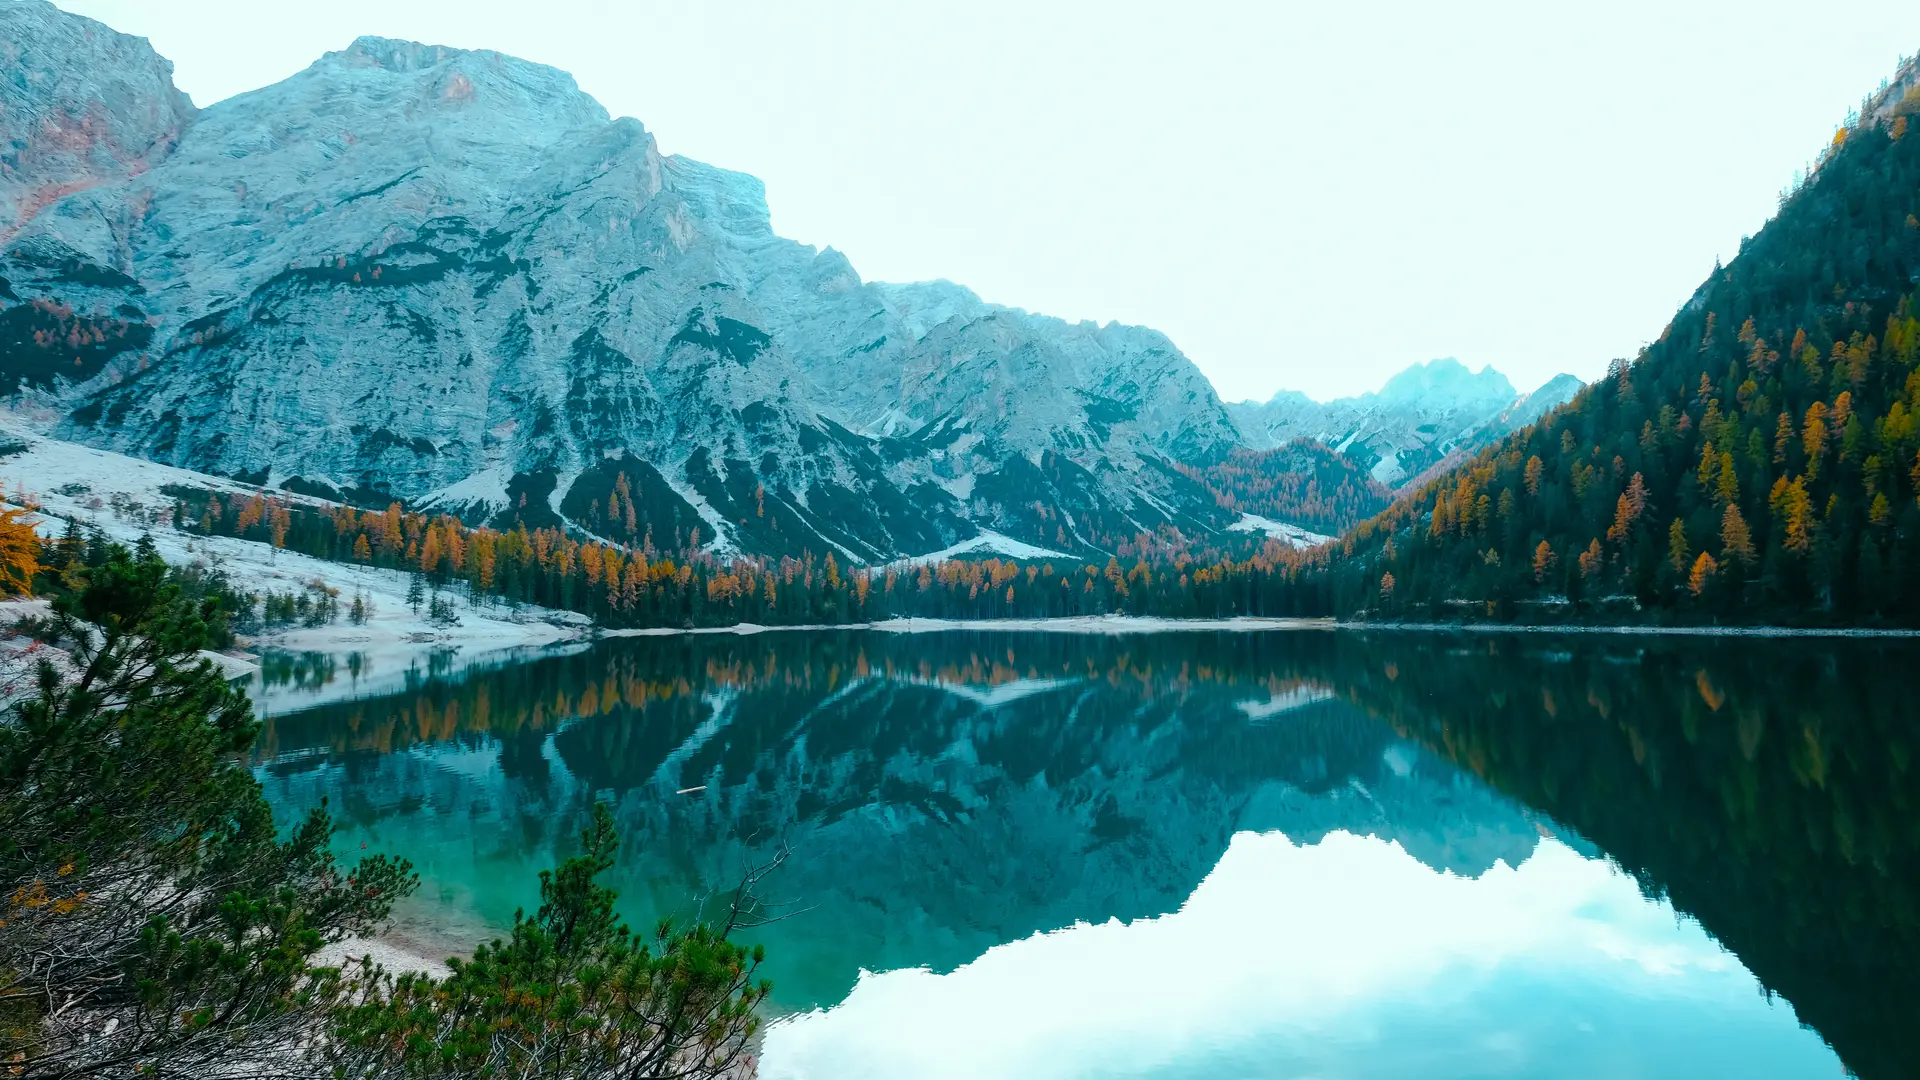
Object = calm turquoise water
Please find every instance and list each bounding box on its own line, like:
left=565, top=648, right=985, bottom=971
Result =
left=254, top=630, right=1916, bottom=1079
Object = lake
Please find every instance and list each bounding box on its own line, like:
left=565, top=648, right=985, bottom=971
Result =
left=252, top=629, right=1916, bottom=1079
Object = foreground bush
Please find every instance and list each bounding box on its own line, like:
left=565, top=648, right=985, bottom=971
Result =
left=326, top=804, right=771, bottom=1079
left=2, top=534, right=774, bottom=1078
left=0, top=538, right=415, bottom=1077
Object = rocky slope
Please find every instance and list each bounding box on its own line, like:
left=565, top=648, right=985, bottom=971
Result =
left=0, top=0, right=1237, bottom=562
left=1228, top=359, right=1582, bottom=488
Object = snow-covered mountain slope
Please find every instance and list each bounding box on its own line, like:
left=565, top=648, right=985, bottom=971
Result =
left=1227, top=359, right=1582, bottom=489
left=0, top=1, right=1237, bottom=563
left=0, top=413, right=586, bottom=699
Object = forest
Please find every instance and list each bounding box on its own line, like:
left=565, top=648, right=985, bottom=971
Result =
left=1306, top=80, right=1920, bottom=624
left=156, top=482, right=1320, bottom=627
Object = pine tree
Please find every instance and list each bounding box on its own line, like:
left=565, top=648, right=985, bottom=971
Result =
left=1668, top=519, right=1690, bottom=575
left=1721, top=504, right=1756, bottom=567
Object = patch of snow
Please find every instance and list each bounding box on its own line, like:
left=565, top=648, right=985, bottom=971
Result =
left=664, top=468, right=739, bottom=557
left=1368, top=454, right=1405, bottom=487
left=1225, top=514, right=1333, bottom=549
left=872, top=615, right=1337, bottom=635
left=859, top=407, right=919, bottom=438
left=419, top=463, right=512, bottom=516
left=0, top=414, right=334, bottom=511
left=891, top=530, right=1070, bottom=568
left=0, top=423, right=590, bottom=714
left=548, top=468, right=581, bottom=517
left=600, top=615, right=1337, bottom=638
left=935, top=472, right=976, bottom=503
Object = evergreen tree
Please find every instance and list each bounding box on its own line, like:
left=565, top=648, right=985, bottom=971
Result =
left=0, top=539, right=415, bottom=1075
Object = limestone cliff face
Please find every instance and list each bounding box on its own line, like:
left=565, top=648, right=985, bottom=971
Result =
left=0, top=0, right=193, bottom=243
left=0, top=2, right=1237, bottom=560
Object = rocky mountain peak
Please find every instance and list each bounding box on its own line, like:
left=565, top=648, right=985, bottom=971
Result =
left=332, top=36, right=474, bottom=75
left=1375, top=357, right=1516, bottom=406
left=0, top=0, right=194, bottom=239
left=1, top=2, right=1244, bottom=563
left=1228, top=360, right=1583, bottom=489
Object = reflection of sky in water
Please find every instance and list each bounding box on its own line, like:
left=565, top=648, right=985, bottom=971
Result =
left=256, top=630, right=1920, bottom=1075
left=763, top=832, right=1838, bottom=1080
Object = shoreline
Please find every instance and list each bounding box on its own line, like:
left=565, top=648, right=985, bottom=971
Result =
left=245, top=613, right=1920, bottom=665
left=1338, top=620, right=1920, bottom=638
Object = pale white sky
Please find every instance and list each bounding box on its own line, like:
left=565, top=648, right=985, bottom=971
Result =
left=51, top=1, right=1918, bottom=402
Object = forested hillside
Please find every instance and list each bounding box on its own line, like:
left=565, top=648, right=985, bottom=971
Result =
left=1316, top=64, right=1920, bottom=624
left=1181, top=441, right=1393, bottom=534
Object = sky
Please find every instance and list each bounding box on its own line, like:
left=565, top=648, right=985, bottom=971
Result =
left=50, top=0, right=1919, bottom=402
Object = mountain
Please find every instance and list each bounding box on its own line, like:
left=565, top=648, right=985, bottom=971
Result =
left=0, top=1, right=1240, bottom=563
left=1227, top=359, right=1582, bottom=489
left=1322, top=54, right=1920, bottom=624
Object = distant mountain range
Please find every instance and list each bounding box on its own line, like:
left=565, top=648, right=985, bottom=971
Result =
left=0, top=0, right=1577, bottom=560
left=1228, top=359, right=1582, bottom=489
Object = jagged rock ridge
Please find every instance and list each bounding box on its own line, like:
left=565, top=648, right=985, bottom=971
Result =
left=1228, top=359, right=1582, bottom=489
left=0, top=0, right=1238, bottom=561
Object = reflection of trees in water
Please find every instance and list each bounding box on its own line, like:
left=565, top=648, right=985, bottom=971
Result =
left=257, top=634, right=1346, bottom=761
left=1333, top=633, right=1920, bottom=1080
left=254, top=629, right=1920, bottom=1075
left=256, top=649, right=338, bottom=690
left=256, top=632, right=1539, bottom=1009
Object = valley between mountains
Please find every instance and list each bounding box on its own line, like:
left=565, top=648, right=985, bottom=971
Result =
left=1, top=0, right=1573, bottom=576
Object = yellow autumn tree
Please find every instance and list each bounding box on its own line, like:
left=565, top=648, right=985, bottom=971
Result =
left=0, top=506, right=40, bottom=595
left=1688, top=551, right=1719, bottom=596
left=1720, top=504, right=1756, bottom=566
left=1803, top=402, right=1830, bottom=477
left=1606, top=473, right=1647, bottom=543
left=1770, top=476, right=1815, bottom=553
left=1577, top=539, right=1604, bottom=578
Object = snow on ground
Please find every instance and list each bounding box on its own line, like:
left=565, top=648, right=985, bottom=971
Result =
left=604, top=615, right=1336, bottom=638
left=871, top=615, right=1336, bottom=634
left=0, top=414, right=338, bottom=513
left=0, top=418, right=590, bottom=710
left=1225, top=513, right=1334, bottom=549
left=418, top=463, right=512, bottom=516
left=890, top=530, right=1070, bottom=568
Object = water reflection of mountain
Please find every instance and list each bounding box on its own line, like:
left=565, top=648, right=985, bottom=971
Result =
left=257, top=630, right=1920, bottom=1078
left=257, top=633, right=1542, bottom=1009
